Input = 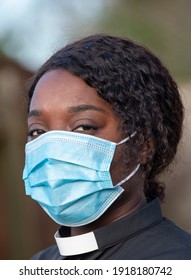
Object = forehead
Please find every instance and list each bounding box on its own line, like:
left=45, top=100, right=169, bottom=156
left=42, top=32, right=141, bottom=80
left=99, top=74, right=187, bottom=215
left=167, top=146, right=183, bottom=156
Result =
left=30, top=69, right=113, bottom=112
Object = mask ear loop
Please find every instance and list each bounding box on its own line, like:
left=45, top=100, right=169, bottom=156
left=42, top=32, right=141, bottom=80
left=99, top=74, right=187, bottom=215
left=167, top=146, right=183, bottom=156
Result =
left=116, top=131, right=137, bottom=145
left=116, top=163, right=140, bottom=186
left=116, top=131, right=140, bottom=186
left=117, top=131, right=137, bottom=146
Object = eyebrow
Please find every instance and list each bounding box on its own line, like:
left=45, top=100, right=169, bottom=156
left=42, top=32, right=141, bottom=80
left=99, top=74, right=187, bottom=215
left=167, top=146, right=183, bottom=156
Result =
left=68, top=104, right=106, bottom=113
left=28, top=109, right=42, bottom=118
left=28, top=104, right=106, bottom=118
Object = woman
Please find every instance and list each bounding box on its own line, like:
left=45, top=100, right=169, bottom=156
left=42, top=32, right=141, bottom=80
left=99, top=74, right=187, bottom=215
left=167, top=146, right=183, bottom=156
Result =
left=23, top=34, right=191, bottom=259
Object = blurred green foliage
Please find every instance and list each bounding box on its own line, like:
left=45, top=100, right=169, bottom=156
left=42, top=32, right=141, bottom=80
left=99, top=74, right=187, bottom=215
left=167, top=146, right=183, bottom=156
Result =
left=95, top=0, right=191, bottom=81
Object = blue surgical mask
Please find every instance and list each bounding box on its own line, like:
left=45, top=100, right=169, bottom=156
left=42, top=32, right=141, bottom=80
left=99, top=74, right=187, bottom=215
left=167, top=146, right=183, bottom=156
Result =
left=23, top=130, right=139, bottom=227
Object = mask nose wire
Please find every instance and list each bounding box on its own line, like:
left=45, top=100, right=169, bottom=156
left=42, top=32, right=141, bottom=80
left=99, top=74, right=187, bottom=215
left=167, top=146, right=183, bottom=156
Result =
left=117, top=131, right=137, bottom=146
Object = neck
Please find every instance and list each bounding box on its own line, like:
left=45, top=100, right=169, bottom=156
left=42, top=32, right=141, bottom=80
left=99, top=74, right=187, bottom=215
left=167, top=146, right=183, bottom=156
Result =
left=71, top=194, right=147, bottom=236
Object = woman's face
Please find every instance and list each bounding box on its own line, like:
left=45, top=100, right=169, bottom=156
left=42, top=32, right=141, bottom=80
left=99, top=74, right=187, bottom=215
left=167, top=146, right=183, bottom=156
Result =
left=28, top=69, right=130, bottom=185
left=28, top=69, right=122, bottom=142
left=28, top=69, right=146, bottom=228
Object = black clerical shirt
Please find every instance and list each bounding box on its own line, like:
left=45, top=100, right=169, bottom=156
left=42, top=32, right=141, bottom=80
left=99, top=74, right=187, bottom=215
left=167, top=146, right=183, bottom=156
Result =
left=32, top=199, right=191, bottom=260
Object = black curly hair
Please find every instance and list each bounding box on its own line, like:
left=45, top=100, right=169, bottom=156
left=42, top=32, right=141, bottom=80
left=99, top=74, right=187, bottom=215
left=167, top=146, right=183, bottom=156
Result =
left=26, top=34, right=184, bottom=202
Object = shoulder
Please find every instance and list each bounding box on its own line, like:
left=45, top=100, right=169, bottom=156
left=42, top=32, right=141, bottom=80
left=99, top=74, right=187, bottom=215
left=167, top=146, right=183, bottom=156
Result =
left=159, top=218, right=191, bottom=245
left=149, top=218, right=191, bottom=259
left=31, top=244, right=61, bottom=260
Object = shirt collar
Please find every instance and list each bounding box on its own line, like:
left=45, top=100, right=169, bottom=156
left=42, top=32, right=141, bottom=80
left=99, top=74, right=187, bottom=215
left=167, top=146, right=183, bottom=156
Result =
left=55, top=230, right=98, bottom=256
left=55, top=199, right=163, bottom=256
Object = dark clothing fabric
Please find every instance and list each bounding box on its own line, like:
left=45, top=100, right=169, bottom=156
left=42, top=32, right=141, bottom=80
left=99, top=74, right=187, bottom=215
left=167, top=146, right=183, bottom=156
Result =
left=32, top=199, right=191, bottom=260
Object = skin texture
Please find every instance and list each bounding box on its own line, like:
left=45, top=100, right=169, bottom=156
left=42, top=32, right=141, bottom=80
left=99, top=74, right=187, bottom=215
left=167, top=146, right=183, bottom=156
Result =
left=28, top=69, right=147, bottom=235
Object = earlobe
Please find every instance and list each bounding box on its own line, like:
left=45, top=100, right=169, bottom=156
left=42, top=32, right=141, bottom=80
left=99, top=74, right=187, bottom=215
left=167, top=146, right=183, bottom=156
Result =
left=140, top=138, right=155, bottom=164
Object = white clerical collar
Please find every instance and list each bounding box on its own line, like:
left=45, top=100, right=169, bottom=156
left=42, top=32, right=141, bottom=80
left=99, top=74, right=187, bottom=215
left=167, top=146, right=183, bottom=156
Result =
left=54, top=230, right=98, bottom=256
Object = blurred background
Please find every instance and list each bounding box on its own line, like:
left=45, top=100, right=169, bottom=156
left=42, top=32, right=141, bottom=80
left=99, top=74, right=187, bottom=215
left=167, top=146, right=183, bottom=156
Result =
left=0, top=0, right=190, bottom=259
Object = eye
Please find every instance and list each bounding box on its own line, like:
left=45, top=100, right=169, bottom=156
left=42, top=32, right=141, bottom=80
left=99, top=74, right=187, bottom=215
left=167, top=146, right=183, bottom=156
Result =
left=73, top=124, right=97, bottom=133
left=27, top=129, right=45, bottom=138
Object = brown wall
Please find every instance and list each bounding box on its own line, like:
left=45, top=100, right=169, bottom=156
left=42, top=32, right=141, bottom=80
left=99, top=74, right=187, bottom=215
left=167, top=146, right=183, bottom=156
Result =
left=0, top=58, right=57, bottom=259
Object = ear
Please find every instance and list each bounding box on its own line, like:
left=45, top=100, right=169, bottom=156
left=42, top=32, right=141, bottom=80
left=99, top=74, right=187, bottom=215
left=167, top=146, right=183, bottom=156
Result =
left=140, top=138, right=155, bottom=164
